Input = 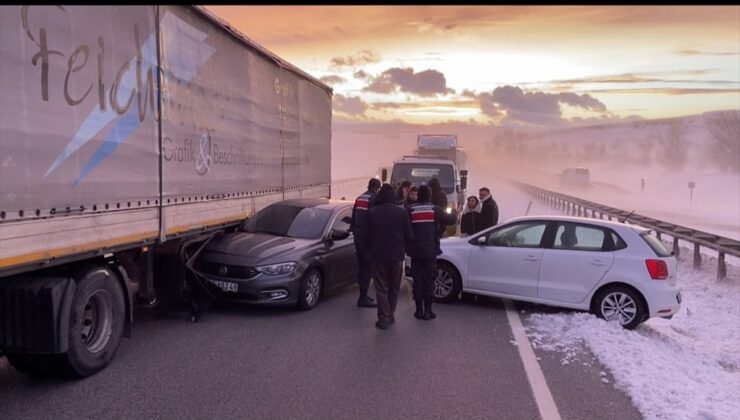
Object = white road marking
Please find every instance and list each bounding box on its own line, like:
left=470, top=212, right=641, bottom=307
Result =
left=505, top=299, right=562, bottom=420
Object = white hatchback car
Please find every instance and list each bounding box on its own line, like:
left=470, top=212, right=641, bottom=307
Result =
left=433, top=215, right=681, bottom=328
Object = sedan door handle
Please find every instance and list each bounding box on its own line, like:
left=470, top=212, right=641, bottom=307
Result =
left=590, top=260, right=606, bottom=267
left=524, top=255, right=538, bottom=262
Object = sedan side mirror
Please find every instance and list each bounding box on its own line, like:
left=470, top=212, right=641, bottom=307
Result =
left=329, top=229, right=350, bottom=241
left=476, top=236, right=486, bottom=246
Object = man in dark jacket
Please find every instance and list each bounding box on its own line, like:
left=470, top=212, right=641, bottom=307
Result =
left=428, top=178, right=448, bottom=210
left=395, top=180, right=411, bottom=205
left=350, top=178, right=381, bottom=308
left=428, top=177, right=449, bottom=237
left=404, top=185, right=418, bottom=208
left=367, top=184, right=413, bottom=329
left=478, top=187, right=499, bottom=230
left=406, top=184, right=457, bottom=320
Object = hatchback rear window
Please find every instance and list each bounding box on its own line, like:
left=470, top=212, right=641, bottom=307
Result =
left=640, top=232, right=672, bottom=257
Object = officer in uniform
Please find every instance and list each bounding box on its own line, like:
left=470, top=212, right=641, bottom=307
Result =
left=406, top=184, right=457, bottom=320
left=350, top=178, right=381, bottom=307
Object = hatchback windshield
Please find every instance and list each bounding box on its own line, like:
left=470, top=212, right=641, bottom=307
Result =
left=241, top=205, right=332, bottom=239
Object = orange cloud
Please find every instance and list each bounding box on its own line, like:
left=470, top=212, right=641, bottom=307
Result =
left=587, top=88, right=740, bottom=95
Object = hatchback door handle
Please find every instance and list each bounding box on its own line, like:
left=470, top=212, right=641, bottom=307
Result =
left=591, top=260, right=606, bottom=266
left=524, top=255, right=538, bottom=261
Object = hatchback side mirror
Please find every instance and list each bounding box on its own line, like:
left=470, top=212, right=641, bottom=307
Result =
left=329, top=229, right=350, bottom=241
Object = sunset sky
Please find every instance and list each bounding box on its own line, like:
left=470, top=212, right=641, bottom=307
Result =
left=205, top=5, right=740, bottom=126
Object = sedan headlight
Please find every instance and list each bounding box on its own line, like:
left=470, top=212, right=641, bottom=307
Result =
left=255, top=262, right=298, bottom=275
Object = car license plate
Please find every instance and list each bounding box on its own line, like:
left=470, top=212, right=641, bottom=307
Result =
left=208, top=279, right=238, bottom=293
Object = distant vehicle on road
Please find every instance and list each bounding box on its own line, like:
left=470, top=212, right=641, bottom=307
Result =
left=560, top=167, right=591, bottom=187
left=431, top=215, right=681, bottom=329
left=193, top=199, right=358, bottom=310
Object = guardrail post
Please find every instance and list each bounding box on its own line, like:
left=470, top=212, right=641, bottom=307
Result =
left=693, top=244, right=702, bottom=268
left=718, top=252, right=727, bottom=279
left=672, top=237, right=680, bottom=257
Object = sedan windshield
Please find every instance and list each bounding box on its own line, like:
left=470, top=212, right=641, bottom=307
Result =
left=241, top=205, right=332, bottom=239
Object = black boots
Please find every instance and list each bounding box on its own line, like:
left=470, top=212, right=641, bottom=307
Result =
left=415, top=299, right=436, bottom=320
left=357, top=293, right=377, bottom=308
left=414, top=300, right=425, bottom=319
left=423, top=300, right=436, bottom=320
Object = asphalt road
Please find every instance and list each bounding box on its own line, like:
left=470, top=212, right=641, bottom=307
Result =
left=0, top=282, right=641, bottom=420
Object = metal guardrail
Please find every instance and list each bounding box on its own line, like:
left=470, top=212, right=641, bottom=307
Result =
left=513, top=181, right=739, bottom=279
left=330, top=176, right=374, bottom=200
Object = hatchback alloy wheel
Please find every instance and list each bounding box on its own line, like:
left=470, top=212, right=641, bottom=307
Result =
left=434, top=262, right=462, bottom=303
left=594, top=286, right=646, bottom=329
left=435, top=269, right=455, bottom=299
left=600, top=292, right=637, bottom=325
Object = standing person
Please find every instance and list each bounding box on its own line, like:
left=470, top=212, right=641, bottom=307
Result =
left=460, top=195, right=482, bottom=235
left=350, top=178, right=381, bottom=308
left=428, top=178, right=448, bottom=210
left=396, top=180, right=412, bottom=205
left=407, top=185, right=457, bottom=320
left=404, top=185, right=419, bottom=208
left=428, top=177, right=449, bottom=237
left=367, top=184, right=413, bottom=329
left=478, top=187, right=499, bottom=230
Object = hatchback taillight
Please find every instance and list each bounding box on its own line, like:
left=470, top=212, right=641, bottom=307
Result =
left=645, top=259, right=668, bottom=280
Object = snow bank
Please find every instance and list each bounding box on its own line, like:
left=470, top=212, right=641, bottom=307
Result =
left=526, top=251, right=740, bottom=420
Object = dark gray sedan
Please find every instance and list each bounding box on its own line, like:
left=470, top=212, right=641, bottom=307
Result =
left=193, top=199, right=358, bottom=310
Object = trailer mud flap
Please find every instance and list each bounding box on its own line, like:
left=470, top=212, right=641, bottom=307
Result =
left=0, top=277, right=76, bottom=353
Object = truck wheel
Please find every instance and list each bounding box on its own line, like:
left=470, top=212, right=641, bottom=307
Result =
left=60, top=267, right=126, bottom=377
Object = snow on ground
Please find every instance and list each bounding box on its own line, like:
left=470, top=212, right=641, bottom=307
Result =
left=526, top=253, right=740, bottom=420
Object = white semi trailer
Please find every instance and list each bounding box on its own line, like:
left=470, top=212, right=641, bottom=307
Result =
left=0, top=5, right=332, bottom=377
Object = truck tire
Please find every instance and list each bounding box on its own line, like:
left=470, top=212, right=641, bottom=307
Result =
left=59, top=267, right=126, bottom=377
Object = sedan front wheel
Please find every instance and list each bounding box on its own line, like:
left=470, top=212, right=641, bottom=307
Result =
left=297, top=269, right=322, bottom=310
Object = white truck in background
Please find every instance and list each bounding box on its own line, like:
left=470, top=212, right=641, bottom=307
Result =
left=382, top=153, right=468, bottom=236
left=0, top=5, right=332, bottom=377
left=377, top=134, right=468, bottom=208
left=417, top=134, right=467, bottom=171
